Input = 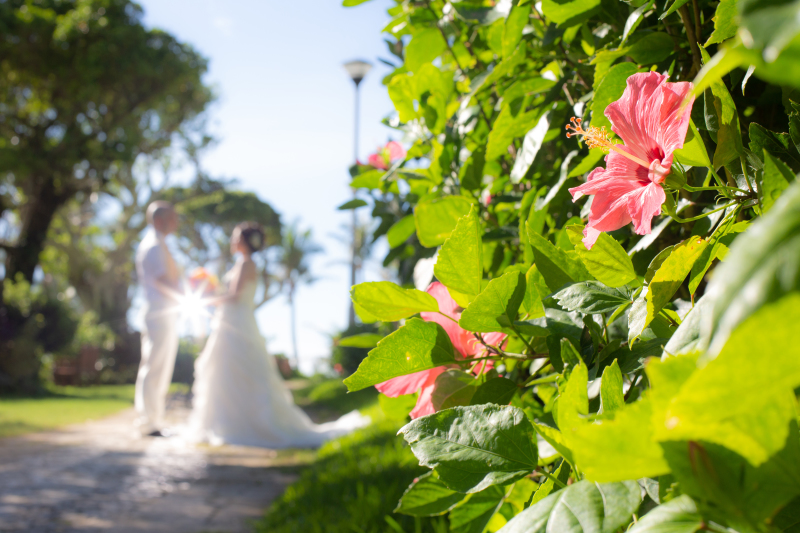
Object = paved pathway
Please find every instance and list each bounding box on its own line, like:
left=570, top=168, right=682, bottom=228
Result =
left=0, top=397, right=301, bottom=533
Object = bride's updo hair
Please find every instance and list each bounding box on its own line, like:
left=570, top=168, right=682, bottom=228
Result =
left=235, top=222, right=265, bottom=254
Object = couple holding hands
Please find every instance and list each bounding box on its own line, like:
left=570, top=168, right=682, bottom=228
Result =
left=134, top=201, right=368, bottom=448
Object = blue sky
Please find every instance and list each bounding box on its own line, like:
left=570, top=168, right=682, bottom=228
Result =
left=137, top=0, right=397, bottom=373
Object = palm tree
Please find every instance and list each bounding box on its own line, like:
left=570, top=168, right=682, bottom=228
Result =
left=277, top=222, right=322, bottom=368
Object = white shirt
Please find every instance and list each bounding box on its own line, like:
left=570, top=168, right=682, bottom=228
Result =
left=136, top=229, right=177, bottom=308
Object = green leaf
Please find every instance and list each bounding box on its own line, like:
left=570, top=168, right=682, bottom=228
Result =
left=510, top=112, right=550, bottom=183
left=415, top=196, right=474, bottom=247
left=553, top=281, right=631, bottom=314
left=399, top=405, right=538, bottom=493
left=486, top=105, right=542, bottom=161
left=470, top=377, right=518, bottom=406
left=395, top=472, right=468, bottom=517
left=704, top=180, right=800, bottom=353
left=591, top=62, right=641, bottom=132
left=513, top=319, right=550, bottom=337
left=388, top=74, right=417, bottom=123
left=535, top=150, right=580, bottom=210
left=662, top=294, right=711, bottom=356
left=502, top=4, right=531, bottom=58
left=657, top=294, right=800, bottom=466
left=533, top=424, right=575, bottom=465
left=567, top=148, right=606, bottom=178
left=434, top=206, right=483, bottom=307
left=627, top=32, right=675, bottom=64
left=570, top=353, right=698, bottom=482
left=459, top=271, right=527, bottom=333
left=648, top=238, right=707, bottom=312
left=503, top=77, right=557, bottom=103
left=344, top=318, right=455, bottom=391
left=739, top=0, right=800, bottom=59
left=460, top=148, right=485, bottom=192
left=592, top=33, right=670, bottom=89
left=661, top=434, right=800, bottom=532
left=566, top=226, right=636, bottom=287
left=350, top=168, right=384, bottom=189
left=600, top=359, right=624, bottom=414
left=350, top=281, right=439, bottom=322
left=338, top=333, right=383, bottom=348
left=449, top=485, right=507, bottom=533
left=380, top=393, right=418, bottom=420
left=452, top=3, right=511, bottom=26
left=628, top=238, right=708, bottom=342
left=660, top=0, right=691, bottom=20
left=337, top=198, right=368, bottom=210
left=541, top=0, right=600, bottom=26
left=386, top=215, right=416, bottom=249
left=628, top=495, right=702, bottom=533
left=702, top=53, right=744, bottom=169
left=432, top=370, right=480, bottom=410
left=705, top=0, right=738, bottom=46
left=674, top=120, right=711, bottom=168
left=405, top=28, right=447, bottom=73
left=527, top=230, right=593, bottom=292
left=342, top=0, right=373, bottom=5
left=497, top=480, right=640, bottom=533
left=521, top=264, right=546, bottom=318
left=478, top=44, right=526, bottom=93
left=557, top=363, right=589, bottom=441
left=529, top=464, right=562, bottom=506
left=688, top=221, right=748, bottom=296
left=353, top=301, right=381, bottom=323
left=750, top=122, right=800, bottom=172
left=790, top=102, right=800, bottom=154
left=622, top=0, right=655, bottom=44
left=560, top=338, right=583, bottom=370
left=772, top=495, right=800, bottom=532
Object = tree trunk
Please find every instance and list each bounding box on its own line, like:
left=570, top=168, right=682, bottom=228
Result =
left=1, top=179, right=68, bottom=392
left=5, top=181, right=67, bottom=284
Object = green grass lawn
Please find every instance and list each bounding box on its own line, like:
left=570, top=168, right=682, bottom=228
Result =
left=0, top=383, right=188, bottom=438
left=260, top=378, right=449, bottom=533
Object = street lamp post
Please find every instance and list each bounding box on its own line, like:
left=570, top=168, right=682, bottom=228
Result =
left=343, top=60, right=372, bottom=328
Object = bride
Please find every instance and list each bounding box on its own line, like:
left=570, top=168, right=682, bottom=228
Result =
left=188, top=222, right=370, bottom=448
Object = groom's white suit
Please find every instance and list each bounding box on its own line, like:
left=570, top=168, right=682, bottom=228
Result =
left=134, top=224, right=180, bottom=435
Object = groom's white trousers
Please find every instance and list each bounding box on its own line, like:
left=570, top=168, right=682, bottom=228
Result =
left=134, top=306, right=179, bottom=434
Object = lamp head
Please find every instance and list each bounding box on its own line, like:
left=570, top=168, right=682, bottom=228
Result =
left=343, top=60, right=372, bottom=86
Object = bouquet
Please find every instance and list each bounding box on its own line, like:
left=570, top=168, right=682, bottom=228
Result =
left=187, top=267, right=219, bottom=297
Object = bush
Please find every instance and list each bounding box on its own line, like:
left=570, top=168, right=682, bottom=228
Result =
left=341, top=0, right=800, bottom=529
left=331, top=322, right=385, bottom=376
left=0, top=277, right=79, bottom=392
left=257, top=419, right=447, bottom=533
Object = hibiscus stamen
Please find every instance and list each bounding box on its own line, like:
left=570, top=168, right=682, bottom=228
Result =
left=565, top=117, right=651, bottom=169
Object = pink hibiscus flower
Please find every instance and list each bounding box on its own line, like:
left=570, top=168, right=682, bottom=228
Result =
left=566, top=72, right=694, bottom=249
left=367, top=141, right=406, bottom=170
left=375, top=282, right=506, bottom=419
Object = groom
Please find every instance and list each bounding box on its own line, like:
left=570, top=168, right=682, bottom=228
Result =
left=134, top=201, right=181, bottom=437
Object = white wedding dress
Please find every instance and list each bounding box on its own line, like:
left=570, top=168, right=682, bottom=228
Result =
left=188, top=272, right=369, bottom=448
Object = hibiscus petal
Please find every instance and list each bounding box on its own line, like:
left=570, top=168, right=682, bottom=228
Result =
left=658, top=82, right=694, bottom=157
left=570, top=153, right=648, bottom=248
left=409, top=367, right=446, bottom=418
left=605, top=72, right=667, bottom=163
left=421, top=282, right=474, bottom=357
left=375, top=369, right=432, bottom=397
left=386, top=141, right=406, bottom=161
left=368, top=153, right=388, bottom=170
left=582, top=225, right=604, bottom=249
left=626, top=182, right=666, bottom=235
